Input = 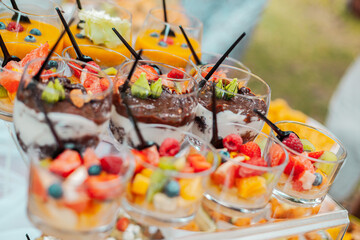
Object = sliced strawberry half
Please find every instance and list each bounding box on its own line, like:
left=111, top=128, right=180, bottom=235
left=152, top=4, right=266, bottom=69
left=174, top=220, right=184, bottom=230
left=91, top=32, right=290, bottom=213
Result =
left=100, top=156, right=124, bottom=175
left=132, top=65, right=159, bottom=81
left=211, top=161, right=239, bottom=188
left=83, top=148, right=100, bottom=168
left=141, top=145, right=160, bottom=166
left=49, top=150, right=82, bottom=178
left=85, top=174, right=122, bottom=200
left=237, top=157, right=267, bottom=178
left=269, top=144, right=286, bottom=167
left=167, top=68, right=184, bottom=79
left=284, top=154, right=315, bottom=180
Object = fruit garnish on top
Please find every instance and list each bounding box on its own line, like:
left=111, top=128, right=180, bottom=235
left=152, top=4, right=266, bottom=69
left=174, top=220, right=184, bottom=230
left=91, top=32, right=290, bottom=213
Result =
left=77, top=8, right=131, bottom=48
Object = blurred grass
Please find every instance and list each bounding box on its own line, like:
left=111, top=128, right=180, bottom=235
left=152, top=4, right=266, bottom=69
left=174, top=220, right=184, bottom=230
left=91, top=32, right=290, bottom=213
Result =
left=243, top=0, right=360, bottom=123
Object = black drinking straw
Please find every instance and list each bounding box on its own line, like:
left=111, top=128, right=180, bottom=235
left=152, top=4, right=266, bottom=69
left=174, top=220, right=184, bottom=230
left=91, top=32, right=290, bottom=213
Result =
left=119, top=49, right=149, bottom=149
left=179, top=25, right=201, bottom=65
left=112, top=27, right=141, bottom=60
left=0, top=34, right=20, bottom=67
left=253, top=109, right=298, bottom=141
left=160, top=0, right=175, bottom=37
left=198, top=32, right=246, bottom=89
left=55, top=7, right=93, bottom=63
left=25, top=234, right=30, bottom=240
left=210, top=81, right=222, bottom=148
left=10, top=0, right=30, bottom=23
left=76, top=0, right=82, bottom=10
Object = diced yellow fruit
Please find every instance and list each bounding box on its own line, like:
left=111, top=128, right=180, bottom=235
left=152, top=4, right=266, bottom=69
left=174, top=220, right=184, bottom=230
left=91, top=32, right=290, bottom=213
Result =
left=141, top=168, right=153, bottom=178
left=174, top=157, right=186, bottom=171
left=103, top=67, right=118, bottom=75
left=236, top=176, right=267, bottom=199
left=230, top=152, right=238, bottom=158
left=131, top=174, right=150, bottom=195
left=39, top=158, right=52, bottom=168
left=262, top=173, right=275, bottom=184
left=179, top=177, right=203, bottom=201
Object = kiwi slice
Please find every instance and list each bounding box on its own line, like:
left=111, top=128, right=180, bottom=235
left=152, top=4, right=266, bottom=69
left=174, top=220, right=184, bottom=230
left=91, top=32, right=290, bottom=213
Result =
left=315, top=151, right=338, bottom=176
left=300, top=139, right=316, bottom=152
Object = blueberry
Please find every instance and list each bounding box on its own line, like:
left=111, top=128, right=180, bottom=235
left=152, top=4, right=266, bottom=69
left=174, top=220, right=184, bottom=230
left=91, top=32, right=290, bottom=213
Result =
left=88, top=165, right=102, bottom=176
left=75, top=33, right=85, bottom=39
left=25, top=35, right=36, bottom=42
left=181, top=43, right=188, bottom=48
left=150, top=32, right=159, bottom=38
left=220, top=150, right=230, bottom=158
left=312, top=173, right=323, bottom=186
left=164, top=180, right=180, bottom=198
left=45, top=60, right=59, bottom=70
left=0, top=22, right=5, bottom=30
left=158, top=41, right=167, bottom=47
left=48, top=183, right=63, bottom=199
left=30, top=28, right=41, bottom=36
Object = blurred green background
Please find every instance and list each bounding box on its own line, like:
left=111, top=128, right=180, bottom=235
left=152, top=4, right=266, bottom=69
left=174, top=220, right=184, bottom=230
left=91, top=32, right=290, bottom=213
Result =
left=243, top=0, right=360, bottom=123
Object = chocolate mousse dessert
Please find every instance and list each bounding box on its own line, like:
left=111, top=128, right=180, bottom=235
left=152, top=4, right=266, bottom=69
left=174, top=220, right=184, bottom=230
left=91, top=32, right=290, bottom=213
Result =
left=110, top=61, right=198, bottom=142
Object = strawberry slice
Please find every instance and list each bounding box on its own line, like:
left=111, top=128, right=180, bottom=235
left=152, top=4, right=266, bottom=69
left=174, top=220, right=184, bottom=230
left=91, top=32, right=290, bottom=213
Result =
left=284, top=154, right=315, bottom=180
left=308, top=151, right=324, bottom=159
left=141, top=145, right=160, bottom=166
left=269, top=144, right=286, bottom=167
left=167, top=68, right=184, bottom=79
left=63, top=190, right=91, bottom=214
left=83, top=148, right=100, bottom=168
left=239, top=142, right=262, bottom=158
left=159, top=138, right=180, bottom=157
left=131, top=149, right=147, bottom=173
left=85, top=174, right=122, bottom=200
left=30, top=167, right=48, bottom=201
left=211, top=161, right=239, bottom=188
left=116, top=217, right=130, bottom=232
left=68, top=62, right=82, bottom=78
left=100, top=78, right=110, bottom=91
left=132, top=65, right=159, bottom=81
left=0, top=70, right=21, bottom=93
left=84, top=61, right=101, bottom=74
left=49, top=150, right=82, bottom=178
left=188, top=154, right=211, bottom=172
left=100, top=156, right=124, bottom=175
left=237, top=157, right=267, bottom=178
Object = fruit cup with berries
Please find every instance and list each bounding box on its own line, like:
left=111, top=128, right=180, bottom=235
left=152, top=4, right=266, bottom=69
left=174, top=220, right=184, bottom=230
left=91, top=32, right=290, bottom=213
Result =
left=204, top=122, right=288, bottom=212
left=270, top=121, right=347, bottom=206
left=110, top=60, right=198, bottom=143
left=122, top=124, right=219, bottom=227
left=13, top=57, right=113, bottom=157
left=27, top=139, right=134, bottom=240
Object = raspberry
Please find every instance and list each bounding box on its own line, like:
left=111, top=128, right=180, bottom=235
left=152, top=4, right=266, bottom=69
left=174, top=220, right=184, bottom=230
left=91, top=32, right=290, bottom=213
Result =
left=167, top=68, right=184, bottom=79
left=308, top=151, right=324, bottom=159
left=237, top=157, right=267, bottom=178
left=85, top=61, right=101, bottom=74
left=222, top=134, right=243, bottom=152
left=100, top=156, right=123, bottom=174
left=239, top=142, right=261, bottom=158
left=282, top=133, right=304, bottom=153
left=68, top=62, right=82, bottom=78
left=6, top=22, right=24, bottom=32
left=159, top=138, right=180, bottom=157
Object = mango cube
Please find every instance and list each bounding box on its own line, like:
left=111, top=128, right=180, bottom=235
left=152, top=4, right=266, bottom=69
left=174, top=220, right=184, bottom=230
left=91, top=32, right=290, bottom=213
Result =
left=131, top=174, right=150, bottom=195
left=179, top=177, right=203, bottom=201
left=236, top=176, right=267, bottom=199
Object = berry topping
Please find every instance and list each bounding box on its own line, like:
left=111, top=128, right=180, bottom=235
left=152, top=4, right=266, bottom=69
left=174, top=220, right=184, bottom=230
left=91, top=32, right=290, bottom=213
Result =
left=239, top=142, right=262, bottom=158
left=116, top=217, right=130, bottom=232
left=49, top=150, right=82, bottom=178
left=312, top=172, right=323, bottom=186
left=167, top=68, right=184, bottom=79
left=6, top=22, right=24, bottom=32
left=222, top=134, right=243, bottom=152
left=150, top=32, right=159, bottom=38
left=29, top=28, right=41, bottom=36
left=282, top=133, right=303, bottom=153
left=84, top=61, right=101, bottom=74
left=45, top=60, right=59, bottom=70
left=181, top=43, right=188, bottom=48
left=308, top=151, right=324, bottom=159
left=48, top=183, right=63, bottom=199
left=100, top=156, right=123, bottom=174
left=75, top=33, right=85, bottom=39
left=159, top=138, right=180, bottom=157
left=158, top=41, right=168, bottom=47
left=0, top=22, right=5, bottom=29
left=164, top=180, right=180, bottom=197
left=237, top=157, right=267, bottom=178
left=25, top=35, right=36, bottom=43
left=88, top=165, right=102, bottom=176
left=160, top=37, right=174, bottom=45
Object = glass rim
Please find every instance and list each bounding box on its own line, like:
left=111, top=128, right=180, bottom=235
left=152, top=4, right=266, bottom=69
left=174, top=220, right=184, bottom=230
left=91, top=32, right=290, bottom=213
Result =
left=219, top=122, right=289, bottom=171
left=21, top=56, right=113, bottom=99
left=147, top=7, right=203, bottom=32
left=189, top=51, right=251, bottom=73
left=198, top=63, right=270, bottom=100
left=62, top=44, right=130, bottom=61
left=118, top=59, right=198, bottom=98
left=0, top=0, right=61, bottom=18
left=76, top=2, right=132, bottom=22
left=125, top=123, right=220, bottom=178
left=271, top=120, right=347, bottom=164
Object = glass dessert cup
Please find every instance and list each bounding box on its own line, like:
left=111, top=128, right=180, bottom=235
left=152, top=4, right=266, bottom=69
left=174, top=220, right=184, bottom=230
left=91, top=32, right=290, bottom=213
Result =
left=192, top=64, right=270, bottom=143
left=204, top=122, right=288, bottom=213
left=110, top=59, right=198, bottom=143
left=62, top=44, right=129, bottom=72
left=13, top=57, right=113, bottom=157
left=27, top=138, right=134, bottom=240
left=271, top=121, right=347, bottom=206
left=135, top=7, right=203, bottom=61
left=0, top=43, right=64, bottom=122
left=131, top=49, right=197, bottom=71
left=122, top=124, right=219, bottom=227
left=0, top=0, right=65, bottom=56
left=63, top=0, right=132, bottom=59
left=189, top=51, right=250, bottom=73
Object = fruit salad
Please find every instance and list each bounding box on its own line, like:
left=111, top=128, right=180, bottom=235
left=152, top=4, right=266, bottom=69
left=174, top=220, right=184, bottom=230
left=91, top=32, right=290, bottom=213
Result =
left=272, top=121, right=347, bottom=205
left=122, top=124, right=218, bottom=227
left=13, top=57, right=113, bottom=157
left=110, top=60, right=198, bottom=143
left=27, top=139, right=134, bottom=239
left=192, top=64, right=270, bottom=143
left=204, top=123, right=288, bottom=211
left=0, top=43, right=63, bottom=120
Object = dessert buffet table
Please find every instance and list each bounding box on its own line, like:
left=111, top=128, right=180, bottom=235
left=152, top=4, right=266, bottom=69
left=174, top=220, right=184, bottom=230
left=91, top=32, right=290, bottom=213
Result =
left=0, top=122, right=349, bottom=240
